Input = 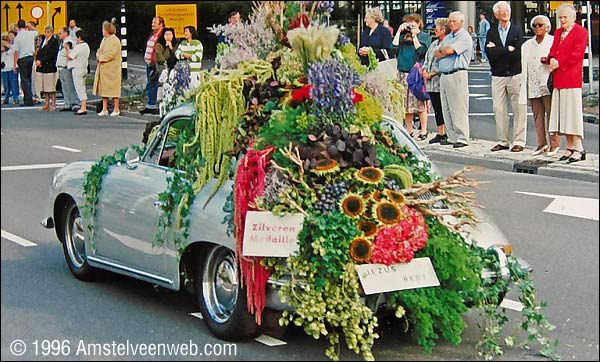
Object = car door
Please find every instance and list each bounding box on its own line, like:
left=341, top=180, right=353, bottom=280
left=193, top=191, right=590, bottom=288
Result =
left=92, top=119, right=184, bottom=277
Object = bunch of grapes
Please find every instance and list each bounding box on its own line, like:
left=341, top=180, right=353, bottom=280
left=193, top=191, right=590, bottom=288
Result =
left=383, top=179, right=401, bottom=191
left=314, top=181, right=349, bottom=213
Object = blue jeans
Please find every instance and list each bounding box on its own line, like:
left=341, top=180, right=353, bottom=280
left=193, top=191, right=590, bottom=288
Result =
left=2, top=70, right=20, bottom=102
left=145, top=64, right=158, bottom=109
left=478, top=37, right=488, bottom=61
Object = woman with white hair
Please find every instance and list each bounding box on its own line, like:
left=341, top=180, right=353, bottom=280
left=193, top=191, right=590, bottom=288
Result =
left=547, top=3, right=588, bottom=163
left=358, top=8, right=392, bottom=68
left=519, top=15, right=559, bottom=156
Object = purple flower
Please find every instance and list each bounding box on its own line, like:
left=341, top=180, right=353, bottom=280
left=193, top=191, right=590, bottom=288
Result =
left=308, top=59, right=360, bottom=122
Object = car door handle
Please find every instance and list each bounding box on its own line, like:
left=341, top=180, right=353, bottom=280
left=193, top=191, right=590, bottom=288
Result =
left=153, top=201, right=167, bottom=208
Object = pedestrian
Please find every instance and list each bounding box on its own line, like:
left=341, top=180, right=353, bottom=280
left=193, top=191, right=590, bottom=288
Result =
left=28, top=21, right=43, bottom=104
left=435, top=11, right=472, bottom=148
left=2, top=31, right=20, bottom=105
left=392, top=13, right=431, bottom=140
left=139, top=16, right=165, bottom=115
left=478, top=12, right=490, bottom=62
left=519, top=15, right=560, bottom=156
left=56, top=26, right=79, bottom=112
left=547, top=3, right=589, bottom=163
left=174, top=26, right=203, bottom=90
left=358, top=8, right=393, bottom=67
left=487, top=1, right=527, bottom=153
left=35, top=26, right=59, bottom=111
left=468, top=25, right=477, bottom=62
left=93, top=21, right=122, bottom=117
left=422, top=18, right=450, bottom=144
left=13, top=19, right=36, bottom=106
left=155, top=27, right=178, bottom=116
left=68, top=19, right=81, bottom=43
left=384, top=20, right=394, bottom=36
left=217, top=11, right=242, bottom=44
left=67, top=30, right=90, bottom=115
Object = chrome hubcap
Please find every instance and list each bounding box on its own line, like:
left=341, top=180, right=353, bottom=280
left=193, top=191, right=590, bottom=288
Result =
left=66, top=209, right=86, bottom=268
left=203, top=248, right=238, bottom=324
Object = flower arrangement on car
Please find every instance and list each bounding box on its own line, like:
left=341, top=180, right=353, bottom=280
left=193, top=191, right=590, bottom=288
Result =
left=82, top=2, right=558, bottom=361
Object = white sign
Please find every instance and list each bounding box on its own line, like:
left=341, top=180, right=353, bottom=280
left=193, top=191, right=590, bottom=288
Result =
left=356, top=258, right=440, bottom=295
left=242, top=211, right=305, bottom=257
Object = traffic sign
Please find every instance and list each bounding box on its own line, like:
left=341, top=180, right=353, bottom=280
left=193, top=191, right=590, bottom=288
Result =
left=1, top=1, right=67, bottom=32
left=155, top=4, right=197, bottom=38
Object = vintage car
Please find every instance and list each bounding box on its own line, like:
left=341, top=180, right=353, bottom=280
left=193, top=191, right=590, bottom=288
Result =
left=42, top=102, right=531, bottom=341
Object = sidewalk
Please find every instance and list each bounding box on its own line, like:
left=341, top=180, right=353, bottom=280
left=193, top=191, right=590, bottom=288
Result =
left=420, top=138, right=598, bottom=183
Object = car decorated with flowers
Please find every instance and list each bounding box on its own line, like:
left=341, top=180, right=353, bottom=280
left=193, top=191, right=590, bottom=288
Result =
left=42, top=2, right=557, bottom=361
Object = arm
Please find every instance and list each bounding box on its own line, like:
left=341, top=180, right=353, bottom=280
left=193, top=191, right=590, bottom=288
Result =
left=174, top=41, right=184, bottom=60
left=190, top=40, right=204, bottom=63
left=414, top=32, right=431, bottom=58
left=97, top=36, right=118, bottom=63
left=367, top=27, right=392, bottom=60
left=553, top=28, right=588, bottom=70
left=484, top=29, right=502, bottom=63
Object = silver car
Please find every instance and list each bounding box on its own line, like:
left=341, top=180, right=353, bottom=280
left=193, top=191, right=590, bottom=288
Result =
left=42, top=102, right=530, bottom=341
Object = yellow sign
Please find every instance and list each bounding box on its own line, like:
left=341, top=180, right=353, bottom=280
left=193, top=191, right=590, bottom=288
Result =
left=155, top=4, right=197, bottom=38
left=1, top=1, right=67, bottom=32
left=550, top=1, right=574, bottom=11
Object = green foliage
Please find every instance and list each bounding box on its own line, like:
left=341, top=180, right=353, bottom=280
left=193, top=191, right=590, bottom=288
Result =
left=367, top=48, right=379, bottom=71
left=338, top=43, right=367, bottom=76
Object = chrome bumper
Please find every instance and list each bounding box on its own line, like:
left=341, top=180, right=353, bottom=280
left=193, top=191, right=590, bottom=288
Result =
left=40, top=216, right=54, bottom=229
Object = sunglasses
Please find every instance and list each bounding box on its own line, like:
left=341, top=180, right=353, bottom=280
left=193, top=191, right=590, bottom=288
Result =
left=532, top=23, right=546, bottom=28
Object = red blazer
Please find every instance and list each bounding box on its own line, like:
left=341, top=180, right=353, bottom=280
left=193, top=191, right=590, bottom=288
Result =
left=548, top=24, right=588, bottom=89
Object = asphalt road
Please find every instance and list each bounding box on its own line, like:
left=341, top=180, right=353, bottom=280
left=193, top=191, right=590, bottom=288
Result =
left=1, top=105, right=598, bottom=361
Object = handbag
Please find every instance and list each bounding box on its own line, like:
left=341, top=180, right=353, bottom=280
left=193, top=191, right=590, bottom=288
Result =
left=547, top=72, right=554, bottom=93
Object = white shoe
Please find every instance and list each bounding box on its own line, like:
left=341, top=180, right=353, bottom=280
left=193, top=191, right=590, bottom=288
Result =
left=546, top=146, right=560, bottom=157
left=97, top=110, right=109, bottom=116
left=532, top=145, right=549, bottom=156
left=110, top=111, right=120, bottom=117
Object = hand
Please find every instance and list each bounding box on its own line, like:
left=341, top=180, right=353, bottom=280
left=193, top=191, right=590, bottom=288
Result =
left=486, top=41, right=496, bottom=48
left=35, top=60, right=41, bottom=67
left=549, top=58, right=559, bottom=71
left=358, top=47, right=370, bottom=56
left=508, top=45, right=515, bottom=52
left=410, top=26, right=420, bottom=36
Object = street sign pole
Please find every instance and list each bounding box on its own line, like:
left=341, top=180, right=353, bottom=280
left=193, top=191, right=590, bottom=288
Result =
left=121, top=0, right=127, bottom=80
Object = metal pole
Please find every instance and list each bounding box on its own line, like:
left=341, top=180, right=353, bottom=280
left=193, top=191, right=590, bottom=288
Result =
left=120, top=1, right=128, bottom=80
left=586, top=1, right=594, bottom=94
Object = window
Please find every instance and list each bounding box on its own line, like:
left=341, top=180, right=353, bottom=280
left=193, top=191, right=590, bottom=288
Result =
left=143, top=118, right=190, bottom=168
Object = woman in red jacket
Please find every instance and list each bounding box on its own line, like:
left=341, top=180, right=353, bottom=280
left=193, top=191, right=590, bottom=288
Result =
left=547, top=3, right=588, bottom=163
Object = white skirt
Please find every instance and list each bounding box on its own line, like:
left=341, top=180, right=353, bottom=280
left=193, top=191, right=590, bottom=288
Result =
left=548, top=88, right=584, bottom=137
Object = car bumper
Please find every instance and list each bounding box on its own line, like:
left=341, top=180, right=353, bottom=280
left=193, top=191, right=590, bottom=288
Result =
left=41, top=216, right=54, bottom=229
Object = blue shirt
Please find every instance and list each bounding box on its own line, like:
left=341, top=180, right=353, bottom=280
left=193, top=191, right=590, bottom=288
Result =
left=478, top=18, right=490, bottom=38
left=438, top=28, right=473, bottom=73
left=499, top=22, right=511, bottom=47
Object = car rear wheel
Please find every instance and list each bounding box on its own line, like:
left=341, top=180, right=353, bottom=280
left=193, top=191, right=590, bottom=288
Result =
left=62, top=202, right=97, bottom=281
left=196, top=246, right=260, bottom=341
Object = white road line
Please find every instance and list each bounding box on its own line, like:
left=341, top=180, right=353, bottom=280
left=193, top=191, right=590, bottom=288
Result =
left=469, top=93, right=487, bottom=97
left=189, top=312, right=203, bottom=320
left=469, top=84, right=491, bottom=88
left=468, top=112, right=534, bottom=116
left=52, top=145, right=81, bottom=153
left=475, top=97, right=493, bottom=100
left=255, top=334, right=287, bottom=347
left=1, top=163, right=66, bottom=171
left=500, top=298, right=524, bottom=312
left=515, top=192, right=599, bottom=221
left=1, top=229, right=38, bottom=247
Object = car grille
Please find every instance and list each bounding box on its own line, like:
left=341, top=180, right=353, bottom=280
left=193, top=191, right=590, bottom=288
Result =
left=417, top=191, right=449, bottom=211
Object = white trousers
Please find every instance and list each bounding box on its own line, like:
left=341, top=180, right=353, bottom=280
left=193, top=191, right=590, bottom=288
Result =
left=440, top=70, right=470, bottom=144
left=492, top=75, right=527, bottom=147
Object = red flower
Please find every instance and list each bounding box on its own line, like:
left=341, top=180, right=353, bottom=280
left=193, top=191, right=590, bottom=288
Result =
left=351, top=89, right=364, bottom=104
left=291, top=84, right=312, bottom=102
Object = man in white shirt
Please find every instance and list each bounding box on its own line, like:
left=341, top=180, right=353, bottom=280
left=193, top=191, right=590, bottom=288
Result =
left=56, top=26, right=79, bottom=111
left=13, top=19, right=37, bottom=106
left=68, top=20, right=81, bottom=43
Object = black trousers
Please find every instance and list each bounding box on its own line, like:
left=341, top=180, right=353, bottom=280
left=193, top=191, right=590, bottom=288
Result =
left=17, top=56, right=34, bottom=105
left=429, top=91, right=445, bottom=127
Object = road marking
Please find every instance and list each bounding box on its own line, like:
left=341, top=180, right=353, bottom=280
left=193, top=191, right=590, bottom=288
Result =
left=1, top=101, right=64, bottom=111
left=475, top=97, right=493, bottom=100
left=1, top=229, right=37, bottom=247
left=469, top=93, right=487, bottom=97
left=469, top=112, right=533, bottom=116
left=469, top=84, right=491, bottom=88
left=500, top=298, right=524, bottom=312
left=515, top=192, right=599, bottom=221
left=52, top=145, right=81, bottom=153
left=189, top=312, right=203, bottom=320
left=1, top=163, right=66, bottom=171
left=255, top=334, right=287, bottom=347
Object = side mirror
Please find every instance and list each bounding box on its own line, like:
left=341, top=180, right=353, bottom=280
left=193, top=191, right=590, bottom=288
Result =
left=124, top=148, right=140, bottom=169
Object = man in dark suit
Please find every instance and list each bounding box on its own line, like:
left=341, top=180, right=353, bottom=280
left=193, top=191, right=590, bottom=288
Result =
left=486, top=1, right=527, bottom=153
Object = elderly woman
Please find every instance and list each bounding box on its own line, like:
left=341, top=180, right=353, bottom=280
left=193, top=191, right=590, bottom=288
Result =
left=422, top=18, right=450, bottom=144
left=392, top=13, right=431, bottom=140
left=519, top=15, right=560, bottom=156
left=35, top=26, right=59, bottom=111
left=547, top=4, right=588, bottom=163
left=358, top=8, right=392, bottom=67
left=93, top=21, right=122, bottom=117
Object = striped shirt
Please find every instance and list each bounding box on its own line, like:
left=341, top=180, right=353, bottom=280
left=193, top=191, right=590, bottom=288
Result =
left=174, top=39, right=203, bottom=72
left=144, top=30, right=162, bottom=65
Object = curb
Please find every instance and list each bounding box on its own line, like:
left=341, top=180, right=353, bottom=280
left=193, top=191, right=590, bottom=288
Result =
left=584, top=113, right=599, bottom=125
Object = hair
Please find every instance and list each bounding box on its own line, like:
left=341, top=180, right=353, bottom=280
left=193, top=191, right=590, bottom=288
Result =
left=59, top=26, right=68, bottom=34
left=75, top=29, right=85, bottom=40
left=448, top=11, right=465, bottom=23
left=183, top=25, right=198, bottom=40
left=556, top=3, right=577, bottom=22
left=402, top=13, right=424, bottom=29
left=17, top=19, right=25, bottom=29
left=154, top=16, right=165, bottom=27
left=365, top=8, right=384, bottom=24
left=44, top=25, right=54, bottom=32
left=434, top=18, right=451, bottom=35
left=228, top=10, right=240, bottom=20
left=157, top=27, right=177, bottom=47
left=493, top=1, right=511, bottom=15
left=480, top=11, right=486, bottom=16
left=103, top=21, right=116, bottom=35
left=530, top=15, right=551, bottom=32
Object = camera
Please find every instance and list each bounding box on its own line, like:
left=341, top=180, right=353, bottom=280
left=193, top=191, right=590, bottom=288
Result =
left=401, top=24, right=414, bottom=35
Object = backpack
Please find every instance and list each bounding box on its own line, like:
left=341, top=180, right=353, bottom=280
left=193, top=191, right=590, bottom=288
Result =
left=406, top=62, right=430, bottom=101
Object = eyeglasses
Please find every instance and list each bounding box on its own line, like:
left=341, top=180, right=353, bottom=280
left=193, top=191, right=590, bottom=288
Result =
left=532, top=23, right=545, bottom=28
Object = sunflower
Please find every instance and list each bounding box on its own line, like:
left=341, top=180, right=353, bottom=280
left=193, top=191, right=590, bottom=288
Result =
left=358, top=221, right=378, bottom=237
left=349, top=237, right=373, bottom=263
left=356, top=166, right=383, bottom=185
left=311, top=159, right=340, bottom=175
left=372, top=190, right=383, bottom=202
left=374, top=201, right=403, bottom=225
left=386, top=189, right=406, bottom=204
left=340, top=193, right=364, bottom=217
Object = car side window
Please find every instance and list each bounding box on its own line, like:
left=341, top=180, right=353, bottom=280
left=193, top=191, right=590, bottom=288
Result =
left=143, top=118, right=189, bottom=169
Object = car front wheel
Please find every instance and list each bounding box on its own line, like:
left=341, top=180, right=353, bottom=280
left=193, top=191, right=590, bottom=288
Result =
left=62, top=202, right=97, bottom=281
left=196, top=246, right=260, bottom=341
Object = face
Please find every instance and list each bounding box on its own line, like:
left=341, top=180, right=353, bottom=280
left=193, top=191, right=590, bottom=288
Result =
left=164, top=31, right=174, bottom=42
left=59, top=28, right=67, bottom=40
left=69, top=20, right=76, bottom=28
left=494, top=5, right=511, bottom=22
left=184, top=28, right=191, bottom=40
left=229, top=13, right=241, bottom=24
left=102, top=27, right=109, bottom=37
left=558, top=13, right=574, bottom=28
left=8, top=32, right=15, bottom=42
left=44, top=29, right=53, bottom=38
left=434, top=26, right=445, bottom=38
left=364, top=14, right=374, bottom=27
left=152, top=17, right=163, bottom=32
left=480, top=14, right=485, bottom=20
left=448, top=16, right=463, bottom=32
left=532, top=19, right=547, bottom=36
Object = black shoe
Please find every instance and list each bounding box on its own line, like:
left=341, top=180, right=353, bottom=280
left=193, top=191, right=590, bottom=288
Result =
left=559, top=148, right=574, bottom=161
left=140, top=107, right=159, bottom=115
left=440, top=139, right=454, bottom=146
left=59, top=107, right=73, bottom=112
left=429, top=134, right=447, bottom=144
left=567, top=149, right=586, bottom=163
left=453, top=142, right=468, bottom=148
